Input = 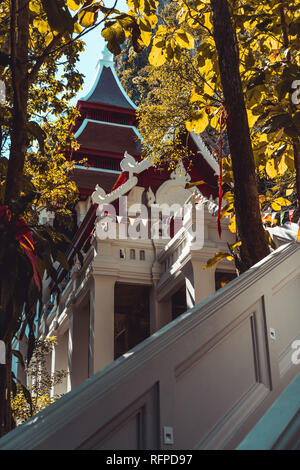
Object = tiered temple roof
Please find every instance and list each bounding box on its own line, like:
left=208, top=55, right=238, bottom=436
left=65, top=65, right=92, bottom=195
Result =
left=58, top=46, right=221, bottom=283
left=70, top=47, right=143, bottom=198
left=71, top=46, right=220, bottom=202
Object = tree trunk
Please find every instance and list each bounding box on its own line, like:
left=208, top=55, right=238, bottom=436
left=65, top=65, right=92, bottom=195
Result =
left=4, top=0, right=29, bottom=204
left=0, top=0, right=29, bottom=437
left=0, top=328, right=13, bottom=437
left=210, top=0, right=270, bottom=271
left=0, top=364, right=5, bottom=437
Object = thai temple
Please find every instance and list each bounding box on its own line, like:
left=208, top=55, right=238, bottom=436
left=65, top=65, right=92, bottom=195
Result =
left=4, top=47, right=300, bottom=450
left=35, top=47, right=236, bottom=392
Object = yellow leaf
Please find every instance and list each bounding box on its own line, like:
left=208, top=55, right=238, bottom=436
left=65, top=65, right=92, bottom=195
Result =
left=223, top=191, right=234, bottom=204
left=139, top=17, right=155, bottom=46
left=203, top=81, right=214, bottom=96
left=78, top=11, right=95, bottom=28
left=210, top=110, right=220, bottom=129
left=229, top=241, right=242, bottom=250
left=286, top=188, right=293, bottom=196
left=66, top=0, right=81, bottom=11
left=203, top=12, right=212, bottom=29
left=221, top=202, right=234, bottom=218
left=190, top=88, right=203, bottom=103
left=278, top=156, right=288, bottom=175
left=146, top=15, right=158, bottom=29
left=186, top=111, right=209, bottom=134
left=149, top=42, right=166, bottom=67
left=273, top=197, right=291, bottom=206
left=247, top=108, right=258, bottom=128
left=266, top=37, right=280, bottom=50
left=186, top=180, right=206, bottom=188
left=259, top=194, right=267, bottom=204
left=271, top=202, right=281, bottom=211
left=244, top=21, right=253, bottom=30
left=29, top=0, right=42, bottom=14
left=140, top=28, right=152, bottom=47
left=33, top=19, right=50, bottom=34
left=204, top=251, right=234, bottom=269
left=74, top=22, right=82, bottom=34
left=266, top=159, right=277, bottom=178
left=228, top=215, right=236, bottom=233
left=174, top=29, right=194, bottom=50
left=199, top=58, right=212, bottom=76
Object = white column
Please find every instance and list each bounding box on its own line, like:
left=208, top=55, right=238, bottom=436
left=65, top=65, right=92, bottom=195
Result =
left=184, top=266, right=195, bottom=309
left=68, top=305, right=90, bottom=389
left=89, top=275, right=116, bottom=376
left=191, top=259, right=216, bottom=304
left=50, top=345, right=55, bottom=398
left=53, top=331, right=69, bottom=395
left=150, top=287, right=172, bottom=334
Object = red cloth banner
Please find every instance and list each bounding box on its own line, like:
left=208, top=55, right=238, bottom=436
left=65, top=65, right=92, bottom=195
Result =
left=0, top=206, right=40, bottom=289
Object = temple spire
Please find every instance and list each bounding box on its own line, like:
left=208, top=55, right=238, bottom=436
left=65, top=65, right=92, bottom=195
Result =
left=99, top=44, right=113, bottom=65
left=79, top=44, right=137, bottom=110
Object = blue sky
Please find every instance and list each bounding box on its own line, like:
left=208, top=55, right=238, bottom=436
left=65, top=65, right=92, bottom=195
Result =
left=74, top=0, right=128, bottom=103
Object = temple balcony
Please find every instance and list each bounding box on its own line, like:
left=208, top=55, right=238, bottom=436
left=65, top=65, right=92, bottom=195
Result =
left=156, top=203, right=236, bottom=306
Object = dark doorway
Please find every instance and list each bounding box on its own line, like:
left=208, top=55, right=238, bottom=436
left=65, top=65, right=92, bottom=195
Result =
left=215, top=271, right=237, bottom=291
left=171, top=285, right=187, bottom=320
left=114, top=284, right=150, bottom=359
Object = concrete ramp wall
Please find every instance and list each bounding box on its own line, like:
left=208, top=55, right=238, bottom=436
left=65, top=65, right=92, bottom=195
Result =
left=1, top=243, right=300, bottom=450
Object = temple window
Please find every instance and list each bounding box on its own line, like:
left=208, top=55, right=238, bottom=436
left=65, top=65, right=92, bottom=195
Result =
left=140, top=250, right=145, bottom=261
left=120, top=249, right=125, bottom=259
left=130, top=249, right=136, bottom=260
left=114, top=284, right=150, bottom=359
left=171, top=286, right=187, bottom=320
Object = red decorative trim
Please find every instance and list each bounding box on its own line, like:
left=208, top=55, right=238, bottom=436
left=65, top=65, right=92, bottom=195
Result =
left=73, top=147, right=138, bottom=159
left=77, top=100, right=136, bottom=116
left=217, top=109, right=225, bottom=239
left=111, top=172, right=128, bottom=191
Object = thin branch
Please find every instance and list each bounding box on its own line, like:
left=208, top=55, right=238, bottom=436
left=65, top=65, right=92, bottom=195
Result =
left=28, top=0, right=119, bottom=85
